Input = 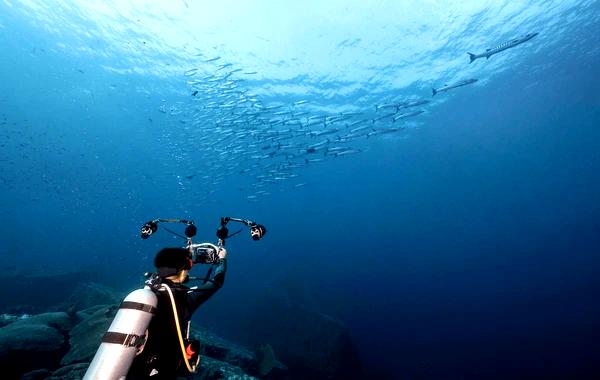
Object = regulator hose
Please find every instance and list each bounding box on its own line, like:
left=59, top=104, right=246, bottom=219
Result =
left=161, top=284, right=200, bottom=373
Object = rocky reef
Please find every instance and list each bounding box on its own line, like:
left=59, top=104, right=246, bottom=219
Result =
left=0, top=279, right=363, bottom=380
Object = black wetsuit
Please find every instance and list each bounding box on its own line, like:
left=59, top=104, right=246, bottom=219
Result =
left=127, top=260, right=227, bottom=380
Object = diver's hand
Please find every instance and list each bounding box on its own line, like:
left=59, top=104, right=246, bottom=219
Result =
left=218, top=247, right=227, bottom=260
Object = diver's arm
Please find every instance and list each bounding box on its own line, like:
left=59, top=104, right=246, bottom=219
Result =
left=186, top=250, right=227, bottom=312
left=200, top=259, right=227, bottom=289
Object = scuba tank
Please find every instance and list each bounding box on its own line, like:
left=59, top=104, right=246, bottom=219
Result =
left=83, top=288, right=157, bottom=380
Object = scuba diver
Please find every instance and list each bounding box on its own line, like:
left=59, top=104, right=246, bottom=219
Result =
left=126, top=245, right=227, bottom=379
left=82, top=217, right=266, bottom=380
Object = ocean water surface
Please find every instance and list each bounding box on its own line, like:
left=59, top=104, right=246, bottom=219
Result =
left=1, top=1, right=599, bottom=379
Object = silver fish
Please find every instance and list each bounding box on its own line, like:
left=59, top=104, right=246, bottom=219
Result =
left=468, top=33, right=538, bottom=63
left=432, top=79, right=478, bottom=96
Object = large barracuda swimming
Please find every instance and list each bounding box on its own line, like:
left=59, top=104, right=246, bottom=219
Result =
left=468, top=32, right=539, bottom=63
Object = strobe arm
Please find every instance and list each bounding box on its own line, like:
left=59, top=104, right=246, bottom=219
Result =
left=218, top=217, right=267, bottom=241
left=140, top=218, right=196, bottom=240
left=139, top=216, right=266, bottom=242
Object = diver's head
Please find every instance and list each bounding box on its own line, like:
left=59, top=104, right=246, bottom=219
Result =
left=154, top=247, right=192, bottom=282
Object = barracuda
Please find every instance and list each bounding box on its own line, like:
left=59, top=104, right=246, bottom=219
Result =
left=393, top=110, right=424, bottom=122
left=468, top=32, right=539, bottom=63
left=432, top=79, right=478, bottom=97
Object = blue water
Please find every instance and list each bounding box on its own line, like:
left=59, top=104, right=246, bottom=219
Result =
left=1, top=1, right=600, bottom=379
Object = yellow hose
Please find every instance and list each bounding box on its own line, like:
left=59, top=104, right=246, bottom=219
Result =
left=161, top=284, right=200, bottom=373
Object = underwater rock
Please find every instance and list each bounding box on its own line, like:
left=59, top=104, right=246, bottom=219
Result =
left=45, top=363, right=89, bottom=379
left=0, top=313, right=30, bottom=328
left=20, top=368, right=52, bottom=380
left=0, top=312, right=73, bottom=379
left=195, top=327, right=256, bottom=369
left=194, top=355, right=260, bottom=380
left=64, top=282, right=124, bottom=312
left=60, top=305, right=116, bottom=365
left=193, top=327, right=288, bottom=379
left=75, top=303, right=112, bottom=320
left=21, top=312, right=75, bottom=333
